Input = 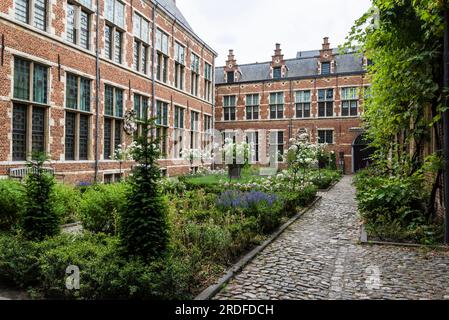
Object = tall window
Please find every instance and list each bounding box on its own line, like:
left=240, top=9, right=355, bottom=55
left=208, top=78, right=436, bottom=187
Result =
left=318, top=130, right=334, bottom=144
left=227, top=71, right=234, bottom=84
left=321, top=62, right=331, bottom=75
left=273, top=67, right=281, bottom=79
left=318, top=89, right=334, bottom=117
left=133, top=12, right=150, bottom=74
left=190, top=53, right=200, bottom=96
left=341, top=87, right=358, bottom=116
left=65, top=73, right=91, bottom=161
left=203, top=114, right=212, bottom=155
left=66, top=1, right=91, bottom=49
left=104, top=0, right=124, bottom=64
left=104, top=85, right=123, bottom=160
left=174, top=106, right=184, bottom=159
left=270, top=131, right=284, bottom=163
left=15, top=0, right=48, bottom=31
left=246, top=94, right=259, bottom=120
left=156, top=101, right=168, bottom=157
left=133, top=94, right=148, bottom=139
left=174, top=42, right=185, bottom=90
left=223, top=95, right=236, bottom=121
left=295, top=90, right=311, bottom=118
left=12, top=57, right=49, bottom=161
left=246, top=131, right=259, bottom=163
left=190, top=111, right=200, bottom=150
left=270, top=92, right=284, bottom=119
left=173, top=106, right=185, bottom=159
left=156, top=29, right=169, bottom=83
left=204, top=63, right=212, bottom=101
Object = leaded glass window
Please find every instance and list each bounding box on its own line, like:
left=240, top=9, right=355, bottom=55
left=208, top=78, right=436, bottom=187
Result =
left=318, top=89, right=334, bottom=117
left=246, top=94, right=259, bottom=120
left=66, top=74, right=78, bottom=109
left=295, top=90, right=311, bottom=118
left=270, top=92, right=284, bottom=119
left=33, top=0, right=47, bottom=31
left=223, top=96, right=236, bottom=121
left=12, top=104, right=27, bottom=161
left=79, top=114, right=89, bottom=160
left=32, top=107, right=45, bottom=153
left=65, top=112, right=76, bottom=160
left=15, top=0, right=29, bottom=24
left=14, top=58, right=30, bottom=101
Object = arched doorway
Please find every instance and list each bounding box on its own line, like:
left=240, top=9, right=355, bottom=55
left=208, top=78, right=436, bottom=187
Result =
left=352, top=134, right=375, bottom=172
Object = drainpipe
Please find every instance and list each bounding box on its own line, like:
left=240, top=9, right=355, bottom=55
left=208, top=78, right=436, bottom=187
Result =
left=212, top=56, right=216, bottom=170
left=94, top=0, right=100, bottom=183
left=151, top=3, right=158, bottom=137
left=443, top=5, right=449, bottom=245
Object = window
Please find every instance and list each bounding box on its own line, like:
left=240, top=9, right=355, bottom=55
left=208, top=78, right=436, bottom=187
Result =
left=156, top=101, right=168, bottom=157
left=318, top=130, right=334, bottom=144
left=190, top=111, right=200, bottom=150
left=66, top=1, right=91, bottom=49
left=363, top=86, right=371, bottom=100
left=321, top=62, right=331, bottom=75
left=318, top=89, right=334, bottom=117
left=105, top=0, right=124, bottom=28
left=246, top=131, right=259, bottom=163
left=341, top=87, right=358, bottom=116
left=15, top=0, right=48, bottom=31
left=103, top=85, right=123, bottom=160
left=273, top=67, right=281, bottom=79
left=174, top=42, right=185, bottom=90
left=133, top=12, right=149, bottom=74
left=204, top=63, right=212, bottom=101
left=270, top=131, right=284, bottom=163
left=174, top=106, right=185, bottom=159
left=156, top=30, right=169, bottom=83
left=203, top=114, right=213, bottom=155
left=270, top=92, right=284, bottom=119
left=105, top=24, right=123, bottom=64
left=12, top=57, right=49, bottom=161
left=190, top=53, right=200, bottom=96
left=133, top=94, right=148, bottom=139
left=65, top=73, right=91, bottom=161
left=246, top=94, right=259, bottom=120
left=223, top=95, right=236, bottom=121
left=295, top=90, right=311, bottom=118
left=227, top=71, right=234, bottom=84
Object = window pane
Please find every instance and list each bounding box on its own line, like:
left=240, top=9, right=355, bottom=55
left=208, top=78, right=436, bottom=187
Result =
left=34, top=0, right=46, bottom=31
left=79, top=114, right=89, bottom=160
left=321, top=62, right=330, bottom=75
left=66, top=74, right=78, bottom=109
left=104, top=85, right=113, bottom=116
left=104, top=25, right=112, bottom=59
left=12, top=104, right=27, bottom=161
left=115, top=1, right=125, bottom=28
left=15, top=0, right=29, bottom=23
left=32, top=107, right=45, bottom=154
left=105, top=0, right=114, bottom=22
left=14, top=58, right=30, bottom=100
left=273, top=67, right=281, bottom=79
left=162, top=33, right=168, bottom=55
left=115, top=89, right=123, bottom=117
left=134, top=94, right=141, bottom=118
left=65, top=112, right=76, bottom=160
left=304, top=103, right=310, bottom=117
left=66, top=3, right=76, bottom=44
left=133, top=41, right=139, bottom=71
left=80, top=10, right=90, bottom=49
left=141, top=45, right=147, bottom=73
left=142, top=20, right=149, bottom=43
left=342, top=101, right=349, bottom=116
left=80, top=78, right=90, bottom=111
left=79, top=0, right=92, bottom=8
left=318, top=103, right=325, bottom=117
left=33, top=64, right=47, bottom=104
left=326, top=102, right=333, bottom=116
left=104, top=118, right=112, bottom=159
left=115, top=120, right=122, bottom=150
left=133, top=13, right=141, bottom=39
left=114, top=30, right=122, bottom=63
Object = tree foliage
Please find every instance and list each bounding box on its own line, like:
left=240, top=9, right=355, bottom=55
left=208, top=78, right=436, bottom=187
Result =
left=119, top=119, right=169, bottom=261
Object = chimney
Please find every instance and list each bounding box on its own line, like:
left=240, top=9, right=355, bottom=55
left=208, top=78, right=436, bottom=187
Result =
left=274, top=43, right=282, bottom=55
left=322, top=37, right=330, bottom=50
left=227, top=49, right=235, bottom=61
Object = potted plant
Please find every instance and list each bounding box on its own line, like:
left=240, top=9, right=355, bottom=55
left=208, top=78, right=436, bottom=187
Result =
left=222, top=138, right=252, bottom=179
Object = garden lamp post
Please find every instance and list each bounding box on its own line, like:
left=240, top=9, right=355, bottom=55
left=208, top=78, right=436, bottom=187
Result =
left=443, top=3, right=449, bottom=245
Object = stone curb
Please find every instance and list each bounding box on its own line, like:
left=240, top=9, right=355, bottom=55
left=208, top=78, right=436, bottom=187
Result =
left=61, top=222, right=82, bottom=229
left=359, top=223, right=449, bottom=251
left=318, top=179, right=340, bottom=192
left=195, top=195, right=323, bottom=301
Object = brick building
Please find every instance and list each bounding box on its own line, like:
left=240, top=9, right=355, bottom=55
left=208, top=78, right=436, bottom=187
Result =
left=0, top=0, right=216, bottom=184
left=214, top=38, right=371, bottom=173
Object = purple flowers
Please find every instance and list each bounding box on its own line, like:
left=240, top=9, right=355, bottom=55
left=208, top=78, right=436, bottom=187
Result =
left=217, top=190, right=278, bottom=210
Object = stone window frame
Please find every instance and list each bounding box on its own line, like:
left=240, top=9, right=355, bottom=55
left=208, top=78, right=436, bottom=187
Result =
left=317, top=129, right=334, bottom=145
left=269, top=92, right=284, bottom=120
left=64, top=72, right=93, bottom=161
left=190, top=110, right=200, bottom=150
left=14, top=0, right=49, bottom=32
left=66, top=1, right=93, bottom=50
left=133, top=93, right=149, bottom=140
left=245, top=130, right=260, bottom=163
left=156, top=100, right=169, bottom=158
left=318, top=88, right=334, bottom=118
left=204, top=62, right=213, bottom=102
left=104, top=1, right=125, bottom=65
left=295, top=90, right=312, bottom=119
left=174, top=42, right=186, bottom=91
left=190, top=53, right=200, bottom=96
left=223, top=95, right=236, bottom=121
left=103, top=84, right=124, bottom=160
left=269, top=130, right=285, bottom=163
left=173, top=105, right=185, bottom=159
left=203, top=114, right=213, bottom=156
left=11, top=56, right=51, bottom=162
left=341, top=87, right=359, bottom=117
left=245, top=94, right=260, bottom=120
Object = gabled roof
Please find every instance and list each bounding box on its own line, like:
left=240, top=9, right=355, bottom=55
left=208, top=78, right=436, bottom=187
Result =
left=215, top=49, right=365, bottom=84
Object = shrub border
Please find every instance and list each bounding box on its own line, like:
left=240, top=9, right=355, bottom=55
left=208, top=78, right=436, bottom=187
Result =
left=359, top=223, right=449, bottom=251
left=195, top=195, right=323, bottom=300
left=318, top=179, right=340, bottom=192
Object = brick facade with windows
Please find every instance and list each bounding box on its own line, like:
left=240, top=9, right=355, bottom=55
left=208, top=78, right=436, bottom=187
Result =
left=215, top=38, right=370, bottom=173
left=0, top=0, right=216, bottom=183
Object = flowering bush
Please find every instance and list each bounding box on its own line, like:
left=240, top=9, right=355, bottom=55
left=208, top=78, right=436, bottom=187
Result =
left=220, top=138, right=254, bottom=165
left=112, top=142, right=139, bottom=161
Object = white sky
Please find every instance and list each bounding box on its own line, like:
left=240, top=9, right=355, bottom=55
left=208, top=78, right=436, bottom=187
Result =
left=176, top=0, right=372, bottom=66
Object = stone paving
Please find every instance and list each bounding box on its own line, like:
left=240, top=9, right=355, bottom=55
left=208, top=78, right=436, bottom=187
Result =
left=214, top=176, right=449, bottom=300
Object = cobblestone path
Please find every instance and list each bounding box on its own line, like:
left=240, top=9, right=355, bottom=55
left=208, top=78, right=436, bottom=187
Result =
left=215, top=176, right=449, bottom=300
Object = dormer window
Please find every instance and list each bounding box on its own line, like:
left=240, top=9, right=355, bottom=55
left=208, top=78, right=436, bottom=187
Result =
left=227, top=71, right=235, bottom=84
left=273, top=67, right=282, bottom=79
left=321, top=62, right=331, bottom=75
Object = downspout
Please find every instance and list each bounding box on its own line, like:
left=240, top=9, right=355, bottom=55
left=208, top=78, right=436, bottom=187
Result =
left=151, top=2, right=158, bottom=137
left=212, top=56, right=216, bottom=170
left=94, top=0, right=100, bottom=183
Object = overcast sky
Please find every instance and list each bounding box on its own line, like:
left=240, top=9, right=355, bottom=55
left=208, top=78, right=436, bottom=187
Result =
left=176, top=0, right=372, bottom=66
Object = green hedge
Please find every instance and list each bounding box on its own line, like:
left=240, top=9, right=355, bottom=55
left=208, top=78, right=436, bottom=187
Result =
left=0, top=180, right=25, bottom=231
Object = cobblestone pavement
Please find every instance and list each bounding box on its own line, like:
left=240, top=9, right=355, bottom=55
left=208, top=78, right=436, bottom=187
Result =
left=215, top=176, right=449, bottom=300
